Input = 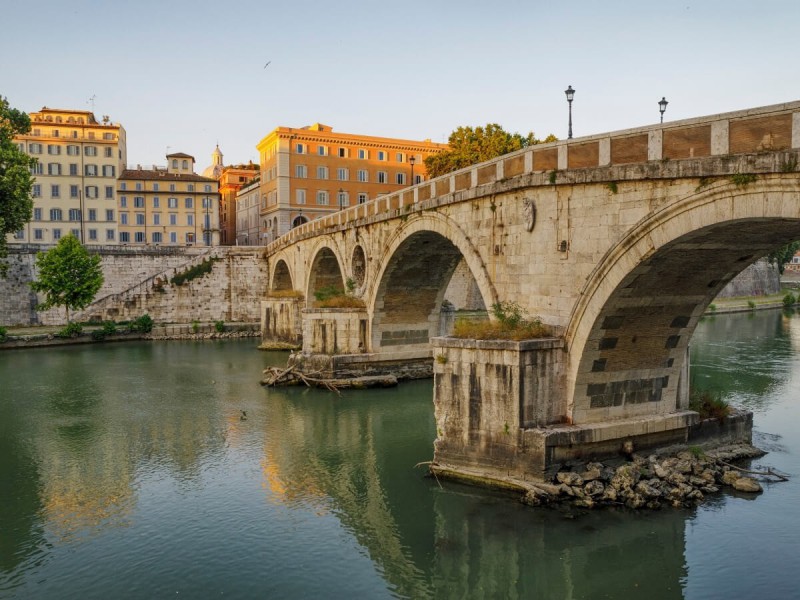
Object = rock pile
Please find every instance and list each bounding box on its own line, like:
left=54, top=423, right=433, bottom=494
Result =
left=523, top=448, right=768, bottom=510
left=146, top=330, right=261, bottom=341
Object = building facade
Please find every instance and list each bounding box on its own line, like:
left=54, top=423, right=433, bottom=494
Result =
left=235, top=178, right=262, bottom=245
left=202, top=146, right=259, bottom=246
left=117, top=153, right=220, bottom=246
left=255, top=124, right=446, bottom=243
left=10, top=107, right=127, bottom=245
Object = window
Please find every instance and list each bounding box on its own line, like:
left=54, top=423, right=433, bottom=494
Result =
left=105, top=186, right=114, bottom=199
left=104, top=147, right=113, bottom=158
left=188, top=184, right=194, bottom=192
left=85, top=186, right=98, bottom=198
left=358, top=149, right=368, bottom=159
left=69, top=208, right=81, bottom=221
left=182, top=160, right=188, bottom=170
left=153, top=183, right=159, bottom=192
left=152, top=232, right=162, bottom=243
left=152, top=197, right=160, bottom=208
left=185, top=198, right=193, bottom=209
left=103, top=132, right=114, bottom=140
left=396, top=152, right=405, bottom=162
left=85, top=164, right=98, bottom=176
left=71, top=229, right=81, bottom=240
left=121, top=213, right=128, bottom=225
left=34, top=229, right=44, bottom=240
left=317, top=145, right=328, bottom=156
left=51, top=184, right=60, bottom=198
left=170, top=232, right=177, bottom=244
left=31, top=162, right=43, bottom=175
left=52, top=229, right=62, bottom=240
left=338, top=147, right=348, bottom=158
left=296, top=189, right=306, bottom=205
left=316, top=166, right=328, bottom=180
left=88, top=209, right=97, bottom=221
left=169, top=214, right=177, bottom=225
left=135, top=231, right=145, bottom=243
left=88, top=229, right=98, bottom=241
left=187, top=214, right=194, bottom=226
left=106, top=229, right=115, bottom=241
left=377, top=151, right=387, bottom=161
left=67, top=145, right=79, bottom=156
left=172, top=159, right=178, bottom=169
left=120, top=182, right=127, bottom=191
left=29, top=143, right=42, bottom=154
left=120, top=196, right=128, bottom=208
left=295, top=143, right=306, bottom=154
left=337, top=168, right=348, bottom=181
left=295, top=165, right=307, bottom=178
left=70, top=185, right=79, bottom=198
left=337, top=190, right=348, bottom=207
left=69, top=163, right=78, bottom=176
left=414, top=175, right=422, bottom=185
left=14, top=230, right=24, bottom=240
left=47, top=145, right=61, bottom=155
left=169, top=183, right=175, bottom=192
left=85, top=146, right=97, bottom=156
left=47, top=163, right=61, bottom=175
left=135, top=182, right=142, bottom=191
left=153, top=213, right=160, bottom=226
left=396, top=173, right=406, bottom=185
left=204, top=184, right=211, bottom=192
left=377, top=171, right=387, bottom=184
left=133, top=196, right=145, bottom=208
left=106, top=209, right=114, bottom=221
left=50, top=208, right=62, bottom=221
left=168, top=197, right=178, bottom=208
left=358, top=193, right=368, bottom=204
left=201, top=197, right=212, bottom=209
left=102, top=165, right=115, bottom=177
left=136, top=214, right=145, bottom=225
left=34, top=208, right=42, bottom=220
left=357, top=169, right=368, bottom=182
left=316, top=191, right=329, bottom=205
left=32, top=184, right=41, bottom=198
left=186, top=233, right=194, bottom=244
left=120, top=232, right=129, bottom=243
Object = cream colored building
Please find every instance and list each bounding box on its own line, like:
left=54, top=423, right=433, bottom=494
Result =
left=235, top=177, right=261, bottom=245
left=10, top=107, right=127, bottom=245
left=201, top=146, right=259, bottom=245
left=118, top=153, right=220, bottom=246
left=255, top=124, right=446, bottom=243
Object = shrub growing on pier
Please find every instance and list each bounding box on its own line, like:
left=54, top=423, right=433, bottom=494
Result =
left=452, top=301, right=548, bottom=341
left=689, top=389, right=731, bottom=420
left=313, top=284, right=366, bottom=308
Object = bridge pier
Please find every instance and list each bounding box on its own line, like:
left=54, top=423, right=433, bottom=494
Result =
left=430, top=337, right=737, bottom=483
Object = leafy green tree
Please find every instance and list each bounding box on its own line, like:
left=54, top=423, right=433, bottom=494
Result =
left=0, top=96, right=35, bottom=276
left=30, top=234, right=104, bottom=322
left=424, top=124, right=557, bottom=178
left=768, top=241, right=800, bottom=274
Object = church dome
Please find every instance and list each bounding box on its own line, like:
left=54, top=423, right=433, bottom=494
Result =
left=201, top=145, right=224, bottom=178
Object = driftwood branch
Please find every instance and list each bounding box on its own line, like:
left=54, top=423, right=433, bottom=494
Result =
left=716, top=459, right=789, bottom=481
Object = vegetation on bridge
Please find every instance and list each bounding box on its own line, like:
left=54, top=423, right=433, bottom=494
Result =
left=453, top=301, right=548, bottom=340
left=313, top=282, right=365, bottom=308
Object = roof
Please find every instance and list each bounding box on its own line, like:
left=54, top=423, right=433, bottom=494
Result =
left=120, top=168, right=216, bottom=183
left=166, top=152, right=195, bottom=159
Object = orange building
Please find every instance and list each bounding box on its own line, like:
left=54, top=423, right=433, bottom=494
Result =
left=255, top=124, right=446, bottom=243
left=202, top=146, right=259, bottom=245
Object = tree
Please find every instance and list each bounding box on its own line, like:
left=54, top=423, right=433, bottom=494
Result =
left=768, top=241, right=800, bottom=274
left=31, top=234, right=104, bottom=322
left=424, top=124, right=558, bottom=178
left=0, top=96, right=35, bottom=276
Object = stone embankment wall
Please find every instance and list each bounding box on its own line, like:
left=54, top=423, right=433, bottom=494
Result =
left=716, top=258, right=780, bottom=298
left=1, top=246, right=268, bottom=326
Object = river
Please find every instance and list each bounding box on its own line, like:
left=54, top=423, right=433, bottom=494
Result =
left=1, top=310, right=798, bottom=599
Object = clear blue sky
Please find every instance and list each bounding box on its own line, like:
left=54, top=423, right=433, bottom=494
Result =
left=2, top=0, right=797, bottom=170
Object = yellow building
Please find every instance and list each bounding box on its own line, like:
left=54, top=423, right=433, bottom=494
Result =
left=255, top=124, right=446, bottom=243
left=235, top=177, right=261, bottom=245
left=117, top=153, right=220, bottom=246
left=10, top=107, right=127, bottom=245
left=201, top=146, right=259, bottom=245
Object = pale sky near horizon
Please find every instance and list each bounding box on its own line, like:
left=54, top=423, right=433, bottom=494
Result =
left=2, top=0, right=797, bottom=170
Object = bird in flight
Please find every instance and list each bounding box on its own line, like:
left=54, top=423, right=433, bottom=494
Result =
left=264, top=61, right=271, bottom=68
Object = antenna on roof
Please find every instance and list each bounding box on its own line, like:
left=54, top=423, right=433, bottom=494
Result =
left=88, top=94, right=96, bottom=112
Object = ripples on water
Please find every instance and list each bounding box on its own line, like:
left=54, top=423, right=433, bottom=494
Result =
left=1, top=313, right=799, bottom=599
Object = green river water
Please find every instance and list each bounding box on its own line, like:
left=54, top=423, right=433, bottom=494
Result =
left=1, top=309, right=799, bottom=599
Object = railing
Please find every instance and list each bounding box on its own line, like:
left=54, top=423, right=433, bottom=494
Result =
left=265, top=100, right=800, bottom=255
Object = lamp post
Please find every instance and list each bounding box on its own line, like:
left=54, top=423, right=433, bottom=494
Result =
left=659, top=96, right=669, bottom=123
left=338, top=187, right=344, bottom=211
left=409, top=154, right=416, bottom=185
left=565, top=85, right=575, bottom=139
left=205, top=197, right=211, bottom=246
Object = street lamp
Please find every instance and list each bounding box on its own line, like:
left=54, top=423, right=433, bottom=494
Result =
left=205, top=196, right=211, bottom=246
left=564, top=85, right=575, bottom=139
left=338, top=187, right=345, bottom=211
left=658, top=97, right=669, bottom=123
left=409, top=154, right=416, bottom=185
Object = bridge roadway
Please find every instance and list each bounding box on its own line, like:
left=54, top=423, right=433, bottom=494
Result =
left=261, top=101, right=800, bottom=482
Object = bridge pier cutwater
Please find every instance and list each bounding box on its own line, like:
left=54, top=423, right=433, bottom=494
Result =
left=261, top=100, right=800, bottom=483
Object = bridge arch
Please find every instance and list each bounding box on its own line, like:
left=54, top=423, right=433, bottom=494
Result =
left=367, top=213, right=497, bottom=354
left=306, top=241, right=347, bottom=306
left=271, top=259, right=294, bottom=292
left=566, top=175, right=800, bottom=424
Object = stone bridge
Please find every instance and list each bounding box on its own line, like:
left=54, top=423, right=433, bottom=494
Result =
left=261, top=101, right=800, bottom=483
